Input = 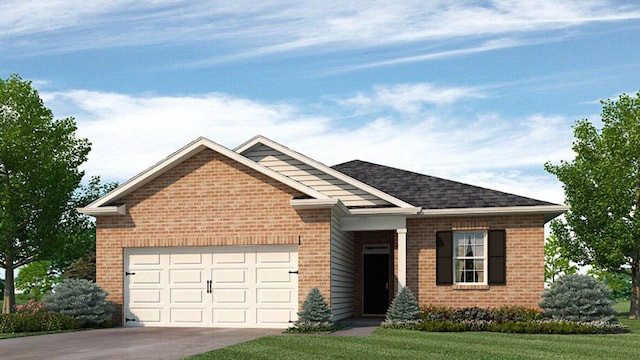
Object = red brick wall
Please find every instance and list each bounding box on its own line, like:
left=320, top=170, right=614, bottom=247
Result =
left=405, top=215, right=546, bottom=309
left=95, top=149, right=331, bottom=324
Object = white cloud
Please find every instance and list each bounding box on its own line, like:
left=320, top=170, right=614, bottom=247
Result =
left=43, top=84, right=572, bottom=204
left=4, top=0, right=640, bottom=63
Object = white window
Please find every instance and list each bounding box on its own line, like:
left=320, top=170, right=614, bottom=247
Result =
left=453, top=231, right=487, bottom=284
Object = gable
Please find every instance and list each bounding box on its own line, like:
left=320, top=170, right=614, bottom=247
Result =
left=239, top=143, right=392, bottom=208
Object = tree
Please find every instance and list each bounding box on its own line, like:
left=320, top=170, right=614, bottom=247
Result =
left=545, top=91, right=640, bottom=319
left=15, top=260, right=60, bottom=301
left=52, top=176, right=117, bottom=274
left=544, top=234, right=578, bottom=283
left=0, top=74, right=90, bottom=313
left=385, top=286, right=420, bottom=324
left=588, top=268, right=632, bottom=301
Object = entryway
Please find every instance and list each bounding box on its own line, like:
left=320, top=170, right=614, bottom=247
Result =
left=362, top=244, right=390, bottom=315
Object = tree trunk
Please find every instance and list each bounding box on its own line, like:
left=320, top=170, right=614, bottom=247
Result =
left=631, top=261, right=640, bottom=319
left=2, top=263, right=16, bottom=314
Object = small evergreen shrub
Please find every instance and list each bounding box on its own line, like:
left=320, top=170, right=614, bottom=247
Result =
left=539, top=274, right=617, bottom=323
left=45, top=278, right=114, bottom=327
left=287, top=287, right=334, bottom=333
left=385, top=287, right=420, bottom=325
left=420, top=305, right=541, bottom=323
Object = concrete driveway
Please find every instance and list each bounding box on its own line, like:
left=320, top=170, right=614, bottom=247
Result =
left=1, top=327, right=282, bottom=360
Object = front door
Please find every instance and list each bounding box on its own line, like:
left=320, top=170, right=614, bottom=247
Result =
left=363, top=245, right=390, bottom=315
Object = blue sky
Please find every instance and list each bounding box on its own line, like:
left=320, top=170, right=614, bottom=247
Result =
left=3, top=0, right=640, bottom=205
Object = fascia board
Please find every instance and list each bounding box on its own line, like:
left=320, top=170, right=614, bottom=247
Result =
left=290, top=198, right=350, bottom=215
left=77, top=204, right=126, bottom=216
left=84, top=137, right=328, bottom=211
left=419, top=205, right=569, bottom=223
left=235, top=136, right=417, bottom=209
left=349, top=207, right=422, bottom=215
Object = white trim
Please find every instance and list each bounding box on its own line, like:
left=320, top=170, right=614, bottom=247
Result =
left=350, top=207, right=422, bottom=215
left=77, top=204, right=126, bottom=216
left=340, top=215, right=406, bottom=231
left=397, top=228, right=407, bottom=290
left=453, top=230, right=488, bottom=285
left=235, top=136, right=417, bottom=209
left=420, top=205, right=568, bottom=222
left=83, top=137, right=329, bottom=212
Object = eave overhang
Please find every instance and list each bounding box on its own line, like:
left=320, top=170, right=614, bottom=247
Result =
left=418, top=205, right=569, bottom=223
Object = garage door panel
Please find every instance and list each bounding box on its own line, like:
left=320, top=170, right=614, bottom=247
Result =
left=130, top=270, right=162, bottom=285
left=213, top=308, right=247, bottom=324
left=171, top=288, right=204, bottom=303
left=130, top=289, right=162, bottom=304
left=257, top=288, right=293, bottom=304
left=171, top=308, right=204, bottom=324
left=213, top=288, right=246, bottom=303
left=170, top=253, right=204, bottom=265
left=256, top=309, right=292, bottom=324
left=169, top=269, right=203, bottom=284
left=130, top=308, right=162, bottom=323
left=213, top=252, right=246, bottom=264
left=129, top=254, right=161, bottom=266
left=213, top=268, right=247, bottom=284
left=256, top=268, right=292, bottom=283
left=256, top=250, right=292, bottom=264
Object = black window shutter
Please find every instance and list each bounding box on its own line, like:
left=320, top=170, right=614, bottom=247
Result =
left=436, top=231, right=453, bottom=285
left=488, top=230, right=506, bottom=285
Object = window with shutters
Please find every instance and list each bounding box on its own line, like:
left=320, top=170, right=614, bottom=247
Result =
left=436, top=229, right=506, bottom=286
left=453, top=231, right=487, bottom=284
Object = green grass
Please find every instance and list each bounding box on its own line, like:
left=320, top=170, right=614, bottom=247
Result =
left=186, top=302, right=640, bottom=360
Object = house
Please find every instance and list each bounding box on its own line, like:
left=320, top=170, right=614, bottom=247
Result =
left=78, top=135, right=567, bottom=328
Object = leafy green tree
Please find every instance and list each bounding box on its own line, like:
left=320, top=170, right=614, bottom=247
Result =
left=63, top=251, right=97, bottom=282
left=545, top=91, right=640, bottom=319
left=15, top=260, right=60, bottom=301
left=544, top=234, right=578, bottom=283
left=52, top=177, right=117, bottom=274
left=0, top=74, right=90, bottom=313
left=588, top=268, right=632, bottom=300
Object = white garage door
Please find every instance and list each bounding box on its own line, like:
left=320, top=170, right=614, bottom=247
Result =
left=124, top=245, right=298, bottom=328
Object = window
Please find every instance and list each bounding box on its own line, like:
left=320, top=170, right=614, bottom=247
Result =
left=453, top=231, right=486, bottom=284
left=436, top=230, right=506, bottom=286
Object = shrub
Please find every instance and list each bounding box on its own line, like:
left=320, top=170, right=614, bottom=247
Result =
left=0, top=300, right=80, bottom=333
left=287, top=287, right=334, bottom=333
left=420, top=305, right=540, bottom=323
left=385, top=287, right=420, bottom=324
left=539, top=274, right=617, bottom=323
left=45, top=278, right=114, bottom=327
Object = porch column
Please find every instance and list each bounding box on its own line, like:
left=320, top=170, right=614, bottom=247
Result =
left=397, top=228, right=407, bottom=290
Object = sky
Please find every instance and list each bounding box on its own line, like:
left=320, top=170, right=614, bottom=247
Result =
left=2, top=0, right=640, bottom=205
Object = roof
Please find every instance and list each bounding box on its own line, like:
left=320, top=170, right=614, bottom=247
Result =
left=331, top=160, right=556, bottom=210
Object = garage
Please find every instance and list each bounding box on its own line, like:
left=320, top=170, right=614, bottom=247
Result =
left=124, top=244, right=298, bottom=328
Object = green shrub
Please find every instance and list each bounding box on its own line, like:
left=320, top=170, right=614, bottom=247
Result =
left=287, top=287, right=334, bottom=333
left=0, top=300, right=80, bottom=333
left=385, top=287, right=420, bottom=324
left=420, top=305, right=540, bottom=323
left=539, top=274, right=617, bottom=323
left=45, top=278, right=114, bottom=327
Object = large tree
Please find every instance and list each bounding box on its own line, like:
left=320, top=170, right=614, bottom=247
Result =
left=545, top=91, right=640, bottom=319
left=0, top=74, right=90, bottom=313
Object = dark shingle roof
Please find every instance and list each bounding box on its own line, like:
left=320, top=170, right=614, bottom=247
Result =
left=331, top=160, right=555, bottom=209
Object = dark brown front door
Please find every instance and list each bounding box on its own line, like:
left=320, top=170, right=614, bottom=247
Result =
left=363, top=253, right=389, bottom=314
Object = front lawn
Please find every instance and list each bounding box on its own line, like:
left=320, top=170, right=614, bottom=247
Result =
left=187, top=304, right=640, bottom=360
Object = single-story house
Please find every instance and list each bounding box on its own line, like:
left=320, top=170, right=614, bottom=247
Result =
left=79, top=135, right=567, bottom=328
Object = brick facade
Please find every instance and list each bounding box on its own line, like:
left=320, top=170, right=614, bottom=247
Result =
left=95, top=149, right=331, bottom=324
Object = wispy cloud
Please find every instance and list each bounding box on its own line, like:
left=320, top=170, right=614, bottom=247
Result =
left=4, top=0, right=640, bottom=66
left=42, top=83, right=572, bottom=203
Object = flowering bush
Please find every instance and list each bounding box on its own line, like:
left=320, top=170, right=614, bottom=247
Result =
left=0, top=300, right=79, bottom=333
